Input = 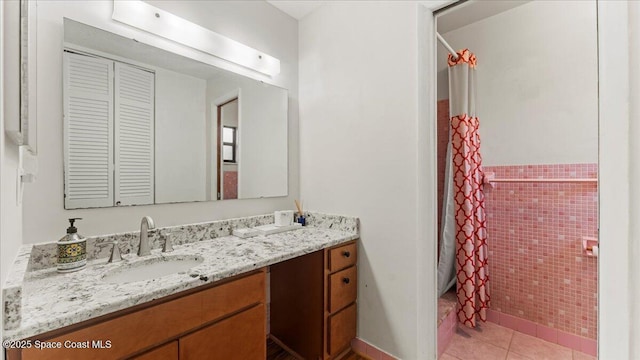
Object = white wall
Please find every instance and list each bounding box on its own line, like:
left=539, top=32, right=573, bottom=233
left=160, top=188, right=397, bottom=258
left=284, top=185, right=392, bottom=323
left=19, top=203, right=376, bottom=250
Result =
left=629, top=2, right=640, bottom=358
left=299, top=2, right=422, bottom=358
left=436, top=1, right=598, bottom=166
left=155, top=68, right=207, bottom=204
left=22, top=0, right=298, bottom=243
left=1, top=0, right=24, bottom=347
left=597, top=1, right=632, bottom=358
left=208, top=72, right=288, bottom=199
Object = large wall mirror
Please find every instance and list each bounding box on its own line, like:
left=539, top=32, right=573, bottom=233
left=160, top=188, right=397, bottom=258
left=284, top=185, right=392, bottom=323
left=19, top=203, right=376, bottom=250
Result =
left=62, top=19, right=288, bottom=209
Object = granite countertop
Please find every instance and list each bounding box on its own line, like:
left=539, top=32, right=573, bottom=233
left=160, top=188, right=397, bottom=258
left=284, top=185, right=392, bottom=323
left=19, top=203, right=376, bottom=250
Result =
left=2, top=212, right=358, bottom=341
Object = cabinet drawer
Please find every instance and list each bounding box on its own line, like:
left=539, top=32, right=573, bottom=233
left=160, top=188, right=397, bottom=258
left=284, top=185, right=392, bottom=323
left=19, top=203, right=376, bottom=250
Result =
left=328, top=243, right=357, bottom=272
left=179, top=304, right=265, bottom=360
left=20, top=271, right=265, bottom=360
left=328, top=303, right=357, bottom=356
left=329, top=266, right=357, bottom=313
left=131, top=341, right=177, bottom=360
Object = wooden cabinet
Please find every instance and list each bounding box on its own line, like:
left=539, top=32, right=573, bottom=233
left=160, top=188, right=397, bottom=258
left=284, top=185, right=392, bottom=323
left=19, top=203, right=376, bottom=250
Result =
left=132, top=341, right=178, bottom=360
left=6, top=240, right=358, bottom=360
left=180, top=304, right=265, bottom=360
left=329, top=266, right=357, bottom=313
left=11, top=269, right=266, bottom=360
left=270, top=240, right=358, bottom=360
left=328, top=304, right=357, bottom=356
left=328, top=243, right=357, bottom=272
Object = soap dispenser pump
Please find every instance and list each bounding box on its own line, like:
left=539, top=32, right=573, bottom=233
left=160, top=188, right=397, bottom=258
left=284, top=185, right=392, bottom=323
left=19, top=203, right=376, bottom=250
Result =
left=57, top=218, right=87, bottom=273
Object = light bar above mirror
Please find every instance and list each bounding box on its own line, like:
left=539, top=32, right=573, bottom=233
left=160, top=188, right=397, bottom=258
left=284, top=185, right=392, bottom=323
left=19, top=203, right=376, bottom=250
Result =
left=112, top=0, right=281, bottom=77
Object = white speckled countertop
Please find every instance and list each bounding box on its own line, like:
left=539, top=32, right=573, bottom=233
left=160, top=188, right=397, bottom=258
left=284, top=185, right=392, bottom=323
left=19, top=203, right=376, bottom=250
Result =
left=2, top=212, right=358, bottom=341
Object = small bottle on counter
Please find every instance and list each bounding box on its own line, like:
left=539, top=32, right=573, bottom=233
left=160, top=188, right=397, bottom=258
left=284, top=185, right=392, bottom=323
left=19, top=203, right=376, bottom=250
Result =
left=57, top=218, right=87, bottom=273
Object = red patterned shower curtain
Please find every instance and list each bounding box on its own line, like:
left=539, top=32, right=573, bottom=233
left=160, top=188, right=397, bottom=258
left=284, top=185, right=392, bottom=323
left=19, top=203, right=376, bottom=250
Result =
left=448, top=50, right=490, bottom=328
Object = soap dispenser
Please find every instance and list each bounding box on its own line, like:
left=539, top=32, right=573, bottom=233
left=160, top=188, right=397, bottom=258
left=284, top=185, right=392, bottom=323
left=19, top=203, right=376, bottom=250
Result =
left=57, top=218, right=87, bottom=273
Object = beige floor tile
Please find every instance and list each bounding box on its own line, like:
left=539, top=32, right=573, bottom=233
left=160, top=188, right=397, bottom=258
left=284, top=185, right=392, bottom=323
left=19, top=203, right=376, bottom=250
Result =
left=509, top=332, right=572, bottom=360
left=439, top=353, right=460, bottom=360
left=457, top=321, right=514, bottom=349
left=506, top=351, right=531, bottom=360
left=444, top=333, right=508, bottom=360
left=572, top=350, right=597, bottom=360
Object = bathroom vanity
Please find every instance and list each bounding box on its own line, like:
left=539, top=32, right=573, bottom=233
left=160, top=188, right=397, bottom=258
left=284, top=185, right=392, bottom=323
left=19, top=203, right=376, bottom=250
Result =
left=2, top=213, right=359, bottom=360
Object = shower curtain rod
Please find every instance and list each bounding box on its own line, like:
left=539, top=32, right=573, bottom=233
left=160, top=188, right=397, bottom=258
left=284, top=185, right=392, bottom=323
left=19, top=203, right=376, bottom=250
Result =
left=437, top=32, right=459, bottom=60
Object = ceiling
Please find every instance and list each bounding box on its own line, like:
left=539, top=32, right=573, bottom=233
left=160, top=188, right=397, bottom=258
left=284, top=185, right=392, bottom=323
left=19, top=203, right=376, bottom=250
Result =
left=266, top=1, right=531, bottom=26
left=437, top=1, right=532, bottom=34
left=266, top=1, right=326, bottom=20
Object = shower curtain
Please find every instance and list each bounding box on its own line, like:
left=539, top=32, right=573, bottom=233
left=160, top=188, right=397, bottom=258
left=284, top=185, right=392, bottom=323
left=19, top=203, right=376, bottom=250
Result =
left=436, top=49, right=490, bottom=328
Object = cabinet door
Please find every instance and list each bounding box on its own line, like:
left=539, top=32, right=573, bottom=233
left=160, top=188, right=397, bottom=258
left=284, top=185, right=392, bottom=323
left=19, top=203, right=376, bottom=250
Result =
left=179, top=304, right=265, bottom=360
left=131, top=341, right=178, bottom=360
left=328, top=303, right=357, bottom=357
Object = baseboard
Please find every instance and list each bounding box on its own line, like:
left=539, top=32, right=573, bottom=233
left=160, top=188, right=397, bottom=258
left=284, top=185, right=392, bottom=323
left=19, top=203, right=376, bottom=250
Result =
left=486, top=309, right=597, bottom=357
left=351, top=337, right=397, bottom=359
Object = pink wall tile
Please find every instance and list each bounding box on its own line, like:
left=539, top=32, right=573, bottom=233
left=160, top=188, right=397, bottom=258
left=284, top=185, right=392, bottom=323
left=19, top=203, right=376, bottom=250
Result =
left=380, top=352, right=397, bottom=360
left=352, top=338, right=398, bottom=360
left=499, top=313, right=519, bottom=331
left=517, top=318, right=537, bottom=337
left=557, top=331, right=582, bottom=351
left=438, top=309, right=457, bottom=357
left=487, top=309, right=500, bottom=323
left=483, top=163, right=598, bottom=340
left=366, top=344, right=382, bottom=360
left=580, top=337, right=597, bottom=357
left=223, top=171, right=238, bottom=199
left=351, top=338, right=367, bottom=355
left=537, top=324, right=558, bottom=343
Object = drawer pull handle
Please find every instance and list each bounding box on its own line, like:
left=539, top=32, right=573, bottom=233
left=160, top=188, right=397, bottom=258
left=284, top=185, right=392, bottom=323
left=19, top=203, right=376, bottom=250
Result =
left=343, top=277, right=350, bottom=284
left=342, top=251, right=351, bottom=258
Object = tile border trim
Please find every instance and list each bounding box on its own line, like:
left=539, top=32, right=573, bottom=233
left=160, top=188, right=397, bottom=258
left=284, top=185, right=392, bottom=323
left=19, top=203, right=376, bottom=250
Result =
left=487, top=309, right=597, bottom=357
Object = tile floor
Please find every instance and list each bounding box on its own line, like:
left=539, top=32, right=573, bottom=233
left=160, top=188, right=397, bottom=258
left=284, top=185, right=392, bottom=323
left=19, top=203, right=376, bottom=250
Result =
left=441, top=321, right=596, bottom=360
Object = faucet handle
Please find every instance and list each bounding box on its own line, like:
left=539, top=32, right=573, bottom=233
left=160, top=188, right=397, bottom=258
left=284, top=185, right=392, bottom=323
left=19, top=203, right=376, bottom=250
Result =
left=161, top=231, right=174, bottom=253
left=108, top=241, right=123, bottom=263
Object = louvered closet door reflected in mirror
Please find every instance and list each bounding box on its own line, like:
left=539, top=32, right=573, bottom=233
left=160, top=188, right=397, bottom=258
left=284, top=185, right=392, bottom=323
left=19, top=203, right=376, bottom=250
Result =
left=63, top=51, right=155, bottom=209
left=114, top=62, right=155, bottom=206
left=63, top=52, right=114, bottom=209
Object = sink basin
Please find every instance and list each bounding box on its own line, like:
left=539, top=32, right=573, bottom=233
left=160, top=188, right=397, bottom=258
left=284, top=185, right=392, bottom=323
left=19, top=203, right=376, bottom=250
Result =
left=101, top=255, right=204, bottom=284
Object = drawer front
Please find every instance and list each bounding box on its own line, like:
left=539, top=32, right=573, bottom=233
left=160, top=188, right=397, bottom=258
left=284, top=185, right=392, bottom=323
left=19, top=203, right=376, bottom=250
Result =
left=179, top=304, right=265, bottom=360
left=20, top=271, right=265, bottom=360
left=328, top=243, right=357, bottom=272
left=131, top=341, right=178, bottom=360
left=328, top=303, right=357, bottom=356
left=200, top=271, right=265, bottom=323
left=329, top=266, right=357, bottom=313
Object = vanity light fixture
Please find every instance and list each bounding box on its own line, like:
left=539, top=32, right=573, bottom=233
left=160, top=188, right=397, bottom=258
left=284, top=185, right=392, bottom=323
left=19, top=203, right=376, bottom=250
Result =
left=112, top=0, right=280, bottom=77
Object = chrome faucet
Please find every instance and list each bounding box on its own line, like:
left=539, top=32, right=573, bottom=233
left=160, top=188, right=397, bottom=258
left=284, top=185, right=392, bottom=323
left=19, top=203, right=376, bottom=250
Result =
left=138, top=216, right=155, bottom=256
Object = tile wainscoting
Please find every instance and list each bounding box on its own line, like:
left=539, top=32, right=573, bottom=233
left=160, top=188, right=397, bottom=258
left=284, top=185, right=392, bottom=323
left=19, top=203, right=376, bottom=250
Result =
left=483, top=163, right=598, bottom=340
